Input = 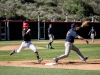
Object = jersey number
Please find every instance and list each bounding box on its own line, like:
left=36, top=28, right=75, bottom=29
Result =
left=66, top=31, right=70, bottom=36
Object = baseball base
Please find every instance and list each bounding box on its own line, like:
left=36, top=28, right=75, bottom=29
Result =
left=45, top=63, right=57, bottom=66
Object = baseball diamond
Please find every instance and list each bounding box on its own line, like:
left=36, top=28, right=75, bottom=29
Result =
left=0, top=40, right=100, bottom=71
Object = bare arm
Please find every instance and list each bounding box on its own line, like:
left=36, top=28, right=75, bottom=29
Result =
left=77, top=35, right=89, bottom=44
left=77, top=36, right=84, bottom=40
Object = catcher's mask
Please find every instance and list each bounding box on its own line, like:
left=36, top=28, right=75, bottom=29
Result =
left=71, top=23, right=78, bottom=28
left=23, top=23, right=29, bottom=28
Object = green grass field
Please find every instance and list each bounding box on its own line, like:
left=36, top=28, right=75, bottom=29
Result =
left=0, top=40, right=100, bottom=75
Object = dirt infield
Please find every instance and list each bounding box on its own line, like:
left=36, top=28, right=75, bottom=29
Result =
left=0, top=59, right=100, bottom=70
left=0, top=40, right=100, bottom=70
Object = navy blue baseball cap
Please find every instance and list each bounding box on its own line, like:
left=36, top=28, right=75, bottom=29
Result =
left=71, top=23, right=78, bottom=28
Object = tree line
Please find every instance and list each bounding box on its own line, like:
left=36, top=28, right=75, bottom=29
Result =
left=0, top=0, right=100, bottom=21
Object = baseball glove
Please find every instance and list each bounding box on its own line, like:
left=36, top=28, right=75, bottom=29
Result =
left=81, top=21, right=89, bottom=27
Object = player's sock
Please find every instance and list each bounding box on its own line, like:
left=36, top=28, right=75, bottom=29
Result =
left=47, top=43, right=50, bottom=47
left=48, top=42, right=51, bottom=48
left=50, top=42, right=54, bottom=48
left=35, top=52, right=43, bottom=63
left=49, top=42, right=52, bottom=47
left=35, top=52, right=40, bottom=59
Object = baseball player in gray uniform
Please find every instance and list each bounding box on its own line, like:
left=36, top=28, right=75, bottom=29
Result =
left=46, top=24, right=54, bottom=49
left=54, top=23, right=88, bottom=63
left=10, top=22, right=43, bottom=63
left=88, top=26, right=96, bottom=42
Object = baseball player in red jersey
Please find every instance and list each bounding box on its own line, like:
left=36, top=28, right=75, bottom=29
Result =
left=10, top=22, right=43, bottom=63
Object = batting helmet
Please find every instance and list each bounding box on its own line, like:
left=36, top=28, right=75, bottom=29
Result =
left=23, top=23, right=29, bottom=28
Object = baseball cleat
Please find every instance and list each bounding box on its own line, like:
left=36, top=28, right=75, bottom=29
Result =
left=53, top=57, right=58, bottom=63
left=50, top=47, right=54, bottom=49
left=83, top=57, right=88, bottom=62
left=46, top=45, right=49, bottom=49
left=38, top=58, right=43, bottom=63
left=10, top=49, right=15, bottom=55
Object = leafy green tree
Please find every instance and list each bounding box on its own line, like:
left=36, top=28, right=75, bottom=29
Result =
left=65, top=0, right=93, bottom=17
left=0, top=0, right=99, bottom=21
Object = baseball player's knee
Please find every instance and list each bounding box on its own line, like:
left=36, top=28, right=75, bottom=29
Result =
left=50, top=41, right=53, bottom=43
left=49, top=40, right=53, bottom=43
left=50, top=39, right=53, bottom=42
left=32, top=49, right=37, bottom=52
left=72, top=47, right=79, bottom=51
left=64, top=54, right=69, bottom=57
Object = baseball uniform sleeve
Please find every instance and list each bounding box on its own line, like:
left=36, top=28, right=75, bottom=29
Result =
left=72, top=32, right=78, bottom=38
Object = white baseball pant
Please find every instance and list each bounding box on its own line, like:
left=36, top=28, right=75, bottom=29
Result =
left=48, top=34, right=54, bottom=42
left=90, top=34, right=94, bottom=42
left=16, top=41, right=37, bottom=53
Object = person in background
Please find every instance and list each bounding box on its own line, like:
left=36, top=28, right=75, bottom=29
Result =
left=46, top=24, right=54, bottom=49
left=88, top=26, right=96, bottom=42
